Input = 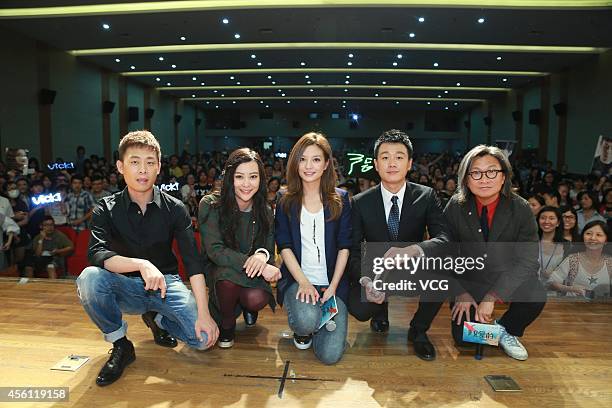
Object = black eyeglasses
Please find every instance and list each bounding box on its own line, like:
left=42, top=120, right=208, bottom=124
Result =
left=468, top=169, right=504, bottom=180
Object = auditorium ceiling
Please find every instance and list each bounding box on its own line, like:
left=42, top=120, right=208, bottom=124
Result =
left=1, top=1, right=611, bottom=113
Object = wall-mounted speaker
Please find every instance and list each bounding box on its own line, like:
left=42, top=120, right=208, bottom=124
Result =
left=511, top=110, right=522, bottom=122
left=127, top=106, right=139, bottom=122
left=483, top=116, right=492, bottom=127
left=553, top=102, right=567, bottom=116
left=292, top=121, right=300, bottom=129
left=260, top=112, right=273, bottom=119
left=39, top=89, right=56, bottom=105
left=528, top=109, right=541, bottom=125
left=464, top=120, right=471, bottom=129
left=174, top=114, right=182, bottom=124
left=195, top=118, right=202, bottom=126
left=145, top=108, right=155, bottom=119
left=102, top=101, right=115, bottom=114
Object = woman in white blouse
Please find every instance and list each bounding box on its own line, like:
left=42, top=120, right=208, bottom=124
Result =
left=537, top=206, right=568, bottom=281
left=549, top=220, right=611, bottom=299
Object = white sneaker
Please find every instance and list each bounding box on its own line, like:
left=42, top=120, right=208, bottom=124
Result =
left=497, top=322, right=528, bottom=361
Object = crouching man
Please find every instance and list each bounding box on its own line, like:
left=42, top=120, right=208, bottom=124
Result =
left=76, top=131, right=219, bottom=386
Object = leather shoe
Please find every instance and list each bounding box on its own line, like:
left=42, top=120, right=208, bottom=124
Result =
left=243, top=310, right=258, bottom=327
left=407, top=328, right=436, bottom=361
left=96, top=339, right=136, bottom=386
left=370, top=318, right=389, bottom=333
left=141, top=311, right=178, bottom=348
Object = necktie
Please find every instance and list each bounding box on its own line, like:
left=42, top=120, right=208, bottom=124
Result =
left=388, top=195, right=400, bottom=241
left=480, top=205, right=489, bottom=242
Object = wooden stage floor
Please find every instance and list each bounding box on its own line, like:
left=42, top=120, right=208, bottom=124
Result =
left=0, top=278, right=610, bottom=408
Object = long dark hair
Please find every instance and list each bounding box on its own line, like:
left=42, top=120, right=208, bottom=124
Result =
left=281, top=132, right=342, bottom=220
left=213, top=148, right=271, bottom=252
left=537, top=206, right=565, bottom=243
left=560, top=205, right=580, bottom=242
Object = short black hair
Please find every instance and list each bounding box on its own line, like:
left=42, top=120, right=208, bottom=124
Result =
left=71, top=174, right=84, bottom=183
left=373, top=129, right=413, bottom=159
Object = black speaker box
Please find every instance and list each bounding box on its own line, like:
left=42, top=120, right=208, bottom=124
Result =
left=511, top=110, right=522, bottom=122
left=260, top=112, right=273, bottom=119
left=529, top=109, right=541, bottom=125
left=483, top=116, right=492, bottom=126
left=195, top=118, right=202, bottom=126
left=174, top=114, right=182, bottom=124
left=102, top=101, right=115, bottom=114
left=127, top=106, right=139, bottom=122
left=145, top=108, right=155, bottom=119
left=553, top=102, right=567, bottom=116
left=464, top=121, right=471, bottom=129
left=292, top=121, right=300, bottom=129
left=39, top=89, right=56, bottom=105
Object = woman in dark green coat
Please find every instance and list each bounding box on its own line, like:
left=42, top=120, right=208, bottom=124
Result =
left=199, top=148, right=280, bottom=348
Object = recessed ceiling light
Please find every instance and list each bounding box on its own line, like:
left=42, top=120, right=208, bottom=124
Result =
left=191, top=94, right=196, bottom=98
left=409, top=32, right=415, bottom=38
left=158, top=56, right=164, bottom=61
left=265, top=105, right=270, bottom=108
left=382, top=81, right=387, bottom=85
left=444, top=90, right=449, bottom=94
left=348, top=53, right=354, bottom=58
left=221, top=94, right=225, bottom=97
left=251, top=54, right=256, bottom=59
left=437, top=95, right=442, bottom=98
left=345, top=80, right=350, bottom=84
left=130, top=65, right=136, bottom=70
left=287, top=101, right=291, bottom=104
left=478, top=17, right=485, bottom=23
left=166, top=82, right=171, bottom=86
left=305, top=75, right=310, bottom=79
left=267, top=75, right=272, bottom=79
left=102, top=23, right=110, bottom=30
left=257, top=62, right=262, bottom=66
left=234, top=33, right=241, bottom=39
left=213, top=90, right=218, bottom=93
left=300, top=62, right=306, bottom=66
left=397, top=54, right=403, bottom=59
left=427, top=101, right=431, bottom=105
left=497, top=56, right=502, bottom=61
left=232, top=101, right=236, bottom=104
left=171, top=64, right=177, bottom=68
left=192, top=77, right=197, bottom=80
left=230, top=76, right=235, bottom=80
left=456, top=82, right=461, bottom=86
left=454, top=102, right=459, bottom=106
left=344, top=89, right=348, bottom=92
left=222, top=18, right=229, bottom=24
left=342, top=105, right=346, bottom=108
left=246, top=89, right=250, bottom=93
left=392, top=62, right=398, bottom=66
left=114, top=58, right=120, bottom=63
left=155, top=77, right=160, bottom=82
left=433, top=62, right=439, bottom=67
left=396, top=101, right=400, bottom=104
left=346, top=75, right=350, bottom=79
left=201, top=82, right=205, bottom=85
left=206, top=101, right=210, bottom=104
left=310, top=89, right=314, bottom=92
left=260, top=100, right=264, bottom=104
left=272, top=81, right=276, bottom=85
left=342, top=100, right=346, bottom=103
left=180, top=36, right=186, bottom=41
left=306, top=81, right=311, bottom=84
left=418, top=17, right=425, bottom=23
left=277, top=89, right=282, bottom=93
left=347, top=62, right=353, bottom=66
left=445, top=106, right=449, bottom=110
left=375, top=93, right=379, bottom=97
left=236, top=81, right=241, bottom=85
left=314, top=100, right=318, bottom=104
left=215, top=105, right=219, bottom=109
left=502, top=78, right=508, bottom=82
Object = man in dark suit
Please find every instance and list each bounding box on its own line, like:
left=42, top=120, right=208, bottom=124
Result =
left=348, top=129, right=449, bottom=361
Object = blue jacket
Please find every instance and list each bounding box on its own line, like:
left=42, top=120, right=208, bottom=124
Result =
left=274, top=188, right=352, bottom=305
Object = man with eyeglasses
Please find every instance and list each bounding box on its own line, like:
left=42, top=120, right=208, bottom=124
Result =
left=24, top=216, right=73, bottom=279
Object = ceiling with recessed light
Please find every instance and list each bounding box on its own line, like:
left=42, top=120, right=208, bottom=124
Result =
left=1, top=1, right=611, bottom=112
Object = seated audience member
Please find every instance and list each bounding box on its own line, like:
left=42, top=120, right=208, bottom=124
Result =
left=91, top=175, right=111, bottom=203
left=107, top=172, right=121, bottom=193
left=558, top=182, right=571, bottom=207
left=560, top=206, right=581, bottom=243
left=548, top=220, right=611, bottom=299
left=24, top=216, right=73, bottom=279
left=266, top=176, right=281, bottom=209
left=66, top=174, right=95, bottom=232
left=537, top=206, right=568, bottom=281
left=527, top=193, right=546, bottom=217
left=199, top=148, right=280, bottom=348
left=0, top=211, right=20, bottom=270
left=444, top=145, right=545, bottom=361
left=542, top=189, right=561, bottom=207
left=576, top=191, right=605, bottom=233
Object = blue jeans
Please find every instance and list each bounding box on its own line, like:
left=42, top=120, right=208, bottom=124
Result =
left=283, top=282, right=348, bottom=365
left=76, top=266, right=210, bottom=350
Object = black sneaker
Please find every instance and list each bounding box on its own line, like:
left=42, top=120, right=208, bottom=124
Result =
left=218, top=327, right=235, bottom=348
left=293, top=333, right=313, bottom=350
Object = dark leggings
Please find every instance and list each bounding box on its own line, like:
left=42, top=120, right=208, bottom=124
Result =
left=216, top=280, right=270, bottom=329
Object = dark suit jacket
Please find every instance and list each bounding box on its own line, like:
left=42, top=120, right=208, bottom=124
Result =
left=348, top=182, right=449, bottom=284
left=443, top=193, right=539, bottom=301
left=274, top=188, right=352, bottom=305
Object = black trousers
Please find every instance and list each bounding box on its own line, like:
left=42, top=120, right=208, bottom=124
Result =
left=450, top=277, right=546, bottom=345
left=348, top=285, right=443, bottom=338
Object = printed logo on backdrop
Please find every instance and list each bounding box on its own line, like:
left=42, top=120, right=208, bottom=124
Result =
left=32, top=193, right=62, bottom=206
left=346, top=153, right=375, bottom=178
left=47, top=162, right=75, bottom=171
left=159, top=182, right=180, bottom=192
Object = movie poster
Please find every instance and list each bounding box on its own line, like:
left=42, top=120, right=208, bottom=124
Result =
left=591, top=135, right=612, bottom=176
